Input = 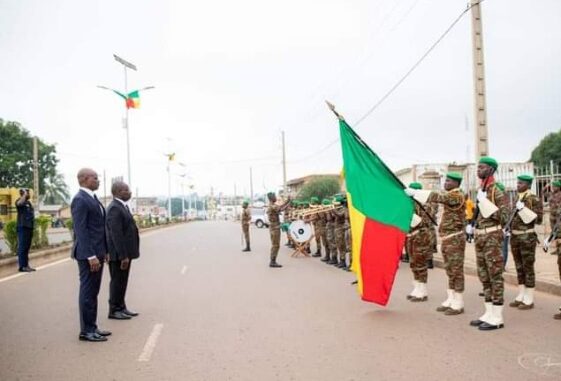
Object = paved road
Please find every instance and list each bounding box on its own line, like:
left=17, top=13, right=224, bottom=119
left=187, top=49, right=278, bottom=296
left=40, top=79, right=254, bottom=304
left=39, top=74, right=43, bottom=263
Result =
left=1, top=221, right=560, bottom=380
left=0, top=228, right=72, bottom=254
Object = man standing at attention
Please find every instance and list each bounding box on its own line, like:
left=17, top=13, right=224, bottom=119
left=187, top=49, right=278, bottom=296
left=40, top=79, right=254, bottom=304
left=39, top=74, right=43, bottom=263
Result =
left=71, top=168, right=111, bottom=342
left=106, top=181, right=140, bottom=320
left=241, top=200, right=251, bottom=252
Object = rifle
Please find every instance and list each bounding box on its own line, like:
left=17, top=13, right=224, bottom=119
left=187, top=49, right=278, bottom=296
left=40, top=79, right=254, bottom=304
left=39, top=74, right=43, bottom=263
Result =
left=466, top=174, right=493, bottom=242
left=544, top=211, right=561, bottom=253
left=501, top=193, right=528, bottom=265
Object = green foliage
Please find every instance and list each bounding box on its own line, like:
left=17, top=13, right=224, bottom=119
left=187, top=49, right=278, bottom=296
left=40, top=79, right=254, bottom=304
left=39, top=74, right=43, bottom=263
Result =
left=36, top=215, right=51, bottom=247
left=0, top=119, right=61, bottom=190
left=4, top=220, right=18, bottom=255
left=530, top=130, right=561, bottom=168
left=65, top=218, right=73, bottom=232
left=297, top=178, right=341, bottom=201
left=42, top=173, right=70, bottom=205
left=31, top=224, right=40, bottom=249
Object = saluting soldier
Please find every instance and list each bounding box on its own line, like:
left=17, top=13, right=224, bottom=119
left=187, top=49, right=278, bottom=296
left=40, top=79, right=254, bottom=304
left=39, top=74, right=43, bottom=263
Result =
left=333, top=194, right=348, bottom=269
left=508, top=175, right=543, bottom=310
left=467, top=157, right=509, bottom=331
left=404, top=182, right=433, bottom=302
left=325, top=199, right=338, bottom=266
left=424, top=172, right=466, bottom=315
left=267, top=192, right=290, bottom=268
left=241, top=200, right=251, bottom=252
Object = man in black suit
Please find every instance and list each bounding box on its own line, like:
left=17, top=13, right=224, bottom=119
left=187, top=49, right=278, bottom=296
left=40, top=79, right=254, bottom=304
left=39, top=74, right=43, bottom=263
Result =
left=15, top=188, right=36, bottom=272
left=106, top=181, right=140, bottom=320
left=71, top=168, right=111, bottom=342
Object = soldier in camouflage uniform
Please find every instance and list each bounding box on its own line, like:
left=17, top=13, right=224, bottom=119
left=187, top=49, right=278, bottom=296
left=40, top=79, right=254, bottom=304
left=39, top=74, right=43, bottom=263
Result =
left=326, top=202, right=338, bottom=266
left=425, top=172, right=466, bottom=315
left=345, top=205, right=352, bottom=272
left=508, top=175, right=543, bottom=310
left=241, top=200, right=251, bottom=252
left=267, top=192, right=290, bottom=268
left=549, top=181, right=561, bottom=320
left=309, top=197, right=322, bottom=257
left=404, top=182, right=433, bottom=302
left=319, top=199, right=332, bottom=263
left=467, top=157, right=509, bottom=331
left=427, top=203, right=438, bottom=269
left=333, top=194, right=348, bottom=269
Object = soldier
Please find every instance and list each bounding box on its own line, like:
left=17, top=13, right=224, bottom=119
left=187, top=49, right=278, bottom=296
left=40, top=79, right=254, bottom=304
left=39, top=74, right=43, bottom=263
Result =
left=423, top=173, right=466, bottom=315
left=345, top=203, right=352, bottom=272
left=467, top=157, right=509, bottom=330
left=325, top=199, right=338, bottom=266
left=310, top=197, right=322, bottom=257
left=283, top=201, right=297, bottom=248
left=333, top=194, right=349, bottom=269
left=508, top=175, right=543, bottom=310
left=267, top=192, right=290, bottom=268
left=241, top=200, right=251, bottom=252
left=550, top=181, right=561, bottom=320
left=319, top=199, right=332, bottom=263
left=404, top=182, right=433, bottom=302
left=427, top=203, right=438, bottom=269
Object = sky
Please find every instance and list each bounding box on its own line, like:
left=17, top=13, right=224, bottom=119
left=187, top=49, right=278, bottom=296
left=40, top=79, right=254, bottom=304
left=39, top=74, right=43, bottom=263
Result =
left=1, top=0, right=561, bottom=198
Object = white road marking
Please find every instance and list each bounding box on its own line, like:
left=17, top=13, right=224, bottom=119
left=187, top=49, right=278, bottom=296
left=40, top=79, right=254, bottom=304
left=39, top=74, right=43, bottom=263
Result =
left=180, top=265, right=188, bottom=275
left=0, top=258, right=71, bottom=284
left=138, top=323, right=164, bottom=362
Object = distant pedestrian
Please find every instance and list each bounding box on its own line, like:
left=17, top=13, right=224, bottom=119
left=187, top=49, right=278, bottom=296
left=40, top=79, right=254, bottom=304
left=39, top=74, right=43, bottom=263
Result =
left=241, top=200, right=251, bottom=252
left=15, top=188, right=36, bottom=272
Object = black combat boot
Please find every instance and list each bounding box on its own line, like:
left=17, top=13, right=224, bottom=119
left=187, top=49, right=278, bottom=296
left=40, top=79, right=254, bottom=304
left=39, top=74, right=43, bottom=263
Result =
left=269, top=261, right=283, bottom=268
left=321, top=254, right=331, bottom=263
left=242, top=244, right=251, bottom=252
left=427, top=259, right=434, bottom=269
left=329, top=257, right=339, bottom=266
left=337, top=260, right=347, bottom=269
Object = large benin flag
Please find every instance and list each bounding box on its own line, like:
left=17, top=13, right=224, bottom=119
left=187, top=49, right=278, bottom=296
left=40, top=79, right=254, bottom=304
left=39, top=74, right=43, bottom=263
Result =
left=339, top=119, right=414, bottom=306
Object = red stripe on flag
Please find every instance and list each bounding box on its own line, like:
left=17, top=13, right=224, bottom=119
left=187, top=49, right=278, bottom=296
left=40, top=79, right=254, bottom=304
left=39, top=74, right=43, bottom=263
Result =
left=360, top=218, right=406, bottom=306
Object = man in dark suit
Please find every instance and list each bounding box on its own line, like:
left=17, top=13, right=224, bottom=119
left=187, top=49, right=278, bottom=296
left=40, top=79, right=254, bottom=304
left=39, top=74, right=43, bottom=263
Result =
left=106, top=181, right=140, bottom=320
left=15, top=188, right=36, bottom=272
left=71, top=168, right=111, bottom=342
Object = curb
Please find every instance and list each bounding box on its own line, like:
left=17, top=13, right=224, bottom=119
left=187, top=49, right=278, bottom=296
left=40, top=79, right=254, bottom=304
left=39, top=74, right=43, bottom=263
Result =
left=0, top=222, right=188, bottom=279
left=433, top=258, right=561, bottom=297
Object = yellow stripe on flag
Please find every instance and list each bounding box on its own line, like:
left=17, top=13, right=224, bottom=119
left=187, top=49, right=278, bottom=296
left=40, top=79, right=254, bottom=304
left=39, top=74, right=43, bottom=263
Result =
left=347, top=193, right=366, bottom=297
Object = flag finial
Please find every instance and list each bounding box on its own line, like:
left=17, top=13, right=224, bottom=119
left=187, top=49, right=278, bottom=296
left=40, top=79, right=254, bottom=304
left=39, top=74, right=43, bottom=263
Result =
left=325, top=100, right=345, bottom=121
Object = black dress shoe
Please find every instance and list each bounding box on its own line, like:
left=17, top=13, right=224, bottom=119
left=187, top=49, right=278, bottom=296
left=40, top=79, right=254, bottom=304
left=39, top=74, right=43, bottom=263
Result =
left=478, top=322, right=504, bottom=331
left=19, top=267, right=35, bottom=272
left=108, top=311, right=132, bottom=320
left=122, top=309, right=139, bottom=317
left=469, top=319, right=485, bottom=327
left=79, top=332, right=108, bottom=342
left=95, top=329, right=112, bottom=336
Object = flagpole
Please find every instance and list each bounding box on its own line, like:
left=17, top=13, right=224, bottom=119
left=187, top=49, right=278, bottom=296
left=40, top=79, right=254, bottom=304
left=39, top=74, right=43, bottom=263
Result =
left=325, top=101, right=438, bottom=226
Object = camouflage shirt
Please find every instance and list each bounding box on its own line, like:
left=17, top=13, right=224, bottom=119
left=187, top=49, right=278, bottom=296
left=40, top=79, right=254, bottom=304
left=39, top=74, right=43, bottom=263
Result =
left=511, top=192, right=543, bottom=230
left=428, top=188, right=465, bottom=236
left=241, top=208, right=251, bottom=227
left=267, top=203, right=282, bottom=230
left=548, top=191, right=561, bottom=227
left=411, top=203, right=433, bottom=232
left=333, top=206, right=347, bottom=227
left=475, top=182, right=509, bottom=229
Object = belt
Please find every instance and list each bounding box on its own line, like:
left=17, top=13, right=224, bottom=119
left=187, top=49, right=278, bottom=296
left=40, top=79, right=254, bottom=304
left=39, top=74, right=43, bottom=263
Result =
left=511, top=228, right=535, bottom=235
left=475, top=225, right=501, bottom=235
left=440, top=231, right=463, bottom=241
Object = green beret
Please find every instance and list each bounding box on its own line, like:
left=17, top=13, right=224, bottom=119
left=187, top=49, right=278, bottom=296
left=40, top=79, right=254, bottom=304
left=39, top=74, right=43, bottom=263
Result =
left=446, top=172, right=463, bottom=184
left=310, top=196, right=319, bottom=204
left=553, top=180, right=561, bottom=187
left=495, top=182, right=505, bottom=191
left=334, top=194, right=345, bottom=203
left=517, top=174, right=533, bottom=183
left=478, top=156, right=498, bottom=170
left=267, top=192, right=275, bottom=199
left=291, top=200, right=299, bottom=206
left=302, top=202, right=309, bottom=208
left=242, top=200, right=249, bottom=206
left=322, top=199, right=331, bottom=205
left=409, top=182, right=422, bottom=190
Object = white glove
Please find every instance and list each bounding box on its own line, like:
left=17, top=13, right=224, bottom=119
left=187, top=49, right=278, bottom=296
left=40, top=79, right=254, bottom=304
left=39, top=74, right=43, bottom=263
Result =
left=503, top=229, right=511, bottom=237
left=466, top=225, right=474, bottom=235
left=543, top=239, right=550, bottom=251
left=516, top=201, right=525, bottom=211
left=476, top=190, right=487, bottom=202
left=404, top=188, right=416, bottom=197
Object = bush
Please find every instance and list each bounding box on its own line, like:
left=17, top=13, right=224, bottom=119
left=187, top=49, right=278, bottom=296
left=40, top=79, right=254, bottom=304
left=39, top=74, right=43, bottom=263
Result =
left=36, top=215, right=51, bottom=247
left=4, top=220, right=18, bottom=255
left=65, top=218, right=74, bottom=241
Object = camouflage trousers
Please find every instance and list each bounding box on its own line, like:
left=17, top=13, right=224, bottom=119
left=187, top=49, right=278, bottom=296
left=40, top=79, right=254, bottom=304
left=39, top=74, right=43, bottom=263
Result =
left=441, top=233, right=465, bottom=292
left=326, top=223, right=337, bottom=258
left=242, top=225, right=250, bottom=246
left=335, top=225, right=347, bottom=261
left=475, top=230, right=504, bottom=304
left=429, top=227, right=437, bottom=260
left=320, top=225, right=330, bottom=259
left=510, top=233, right=537, bottom=288
left=270, top=227, right=280, bottom=262
left=407, top=229, right=431, bottom=283
left=314, top=223, right=323, bottom=252
left=347, top=228, right=353, bottom=267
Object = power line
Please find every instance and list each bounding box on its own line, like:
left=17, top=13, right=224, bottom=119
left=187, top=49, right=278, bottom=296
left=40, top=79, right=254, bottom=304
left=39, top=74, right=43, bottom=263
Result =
left=290, top=0, right=485, bottom=163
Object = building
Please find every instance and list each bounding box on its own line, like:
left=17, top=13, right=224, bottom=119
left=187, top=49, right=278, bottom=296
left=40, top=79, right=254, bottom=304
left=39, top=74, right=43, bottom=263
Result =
left=0, top=188, right=34, bottom=226
left=98, top=196, right=158, bottom=216
left=285, top=174, right=340, bottom=196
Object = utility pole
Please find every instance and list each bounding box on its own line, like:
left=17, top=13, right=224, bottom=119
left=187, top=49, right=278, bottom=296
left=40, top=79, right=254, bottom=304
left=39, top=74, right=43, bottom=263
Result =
left=32, top=137, right=39, bottom=207
left=470, top=0, right=489, bottom=159
left=281, top=131, right=287, bottom=195
left=249, top=167, right=254, bottom=203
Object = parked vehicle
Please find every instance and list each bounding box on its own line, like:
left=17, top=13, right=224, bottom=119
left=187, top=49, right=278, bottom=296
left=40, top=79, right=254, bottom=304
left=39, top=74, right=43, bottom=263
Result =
left=250, top=207, right=283, bottom=228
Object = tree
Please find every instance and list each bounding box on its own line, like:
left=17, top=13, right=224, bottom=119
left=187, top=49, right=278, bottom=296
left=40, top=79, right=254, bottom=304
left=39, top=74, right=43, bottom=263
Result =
left=0, top=119, right=61, bottom=191
left=42, top=173, right=71, bottom=205
left=530, top=130, right=561, bottom=168
left=297, top=177, right=341, bottom=201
